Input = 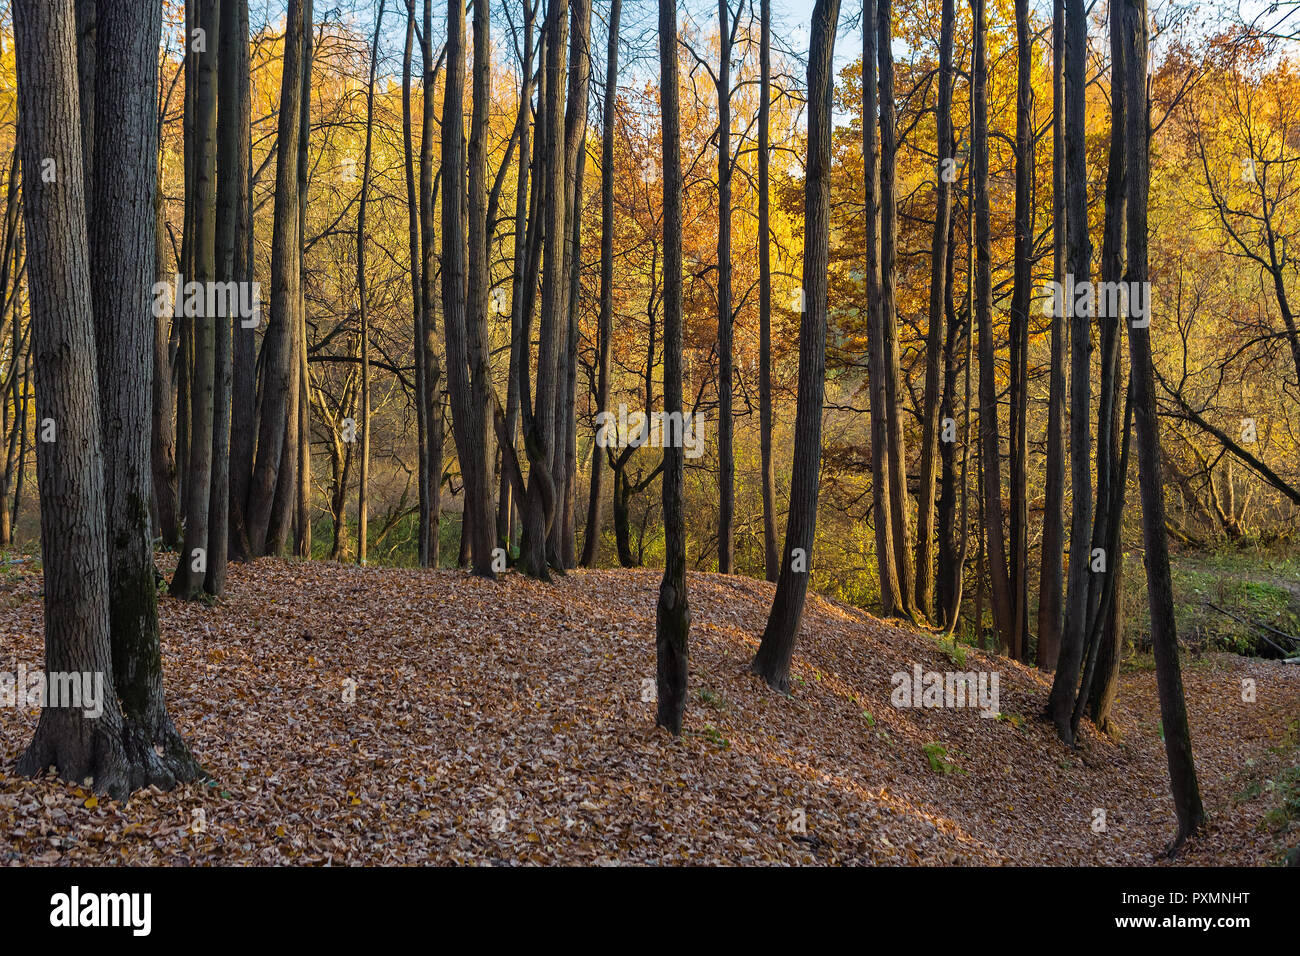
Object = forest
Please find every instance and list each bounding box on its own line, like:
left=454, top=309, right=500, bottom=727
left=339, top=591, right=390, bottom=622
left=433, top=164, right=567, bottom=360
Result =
left=0, top=0, right=1297, bottom=873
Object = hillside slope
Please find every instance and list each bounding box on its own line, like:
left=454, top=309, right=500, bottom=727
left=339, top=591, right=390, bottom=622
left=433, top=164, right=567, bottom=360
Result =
left=1, top=560, right=1296, bottom=865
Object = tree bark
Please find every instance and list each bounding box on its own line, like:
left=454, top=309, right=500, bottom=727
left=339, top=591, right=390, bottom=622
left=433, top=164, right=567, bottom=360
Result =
left=92, top=0, right=200, bottom=780
left=716, top=0, right=735, bottom=575
left=246, top=0, right=303, bottom=555
left=758, top=0, right=778, bottom=583
left=879, top=0, right=915, bottom=617
left=749, top=0, right=840, bottom=692
left=357, top=0, right=384, bottom=565
left=1049, top=0, right=1095, bottom=742
left=1122, top=0, right=1205, bottom=846
left=914, top=0, right=954, bottom=621
left=972, top=0, right=1013, bottom=649
left=656, top=0, right=691, bottom=733
left=1037, top=0, right=1067, bottom=671
left=171, top=0, right=219, bottom=598
left=581, top=0, right=621, bottom=568
left=863, top=0, right=898, bottom=615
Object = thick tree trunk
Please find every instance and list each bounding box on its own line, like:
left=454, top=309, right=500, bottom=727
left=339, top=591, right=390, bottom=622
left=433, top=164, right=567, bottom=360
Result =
left=15, top=0, right=173, bottom=797
left=749, top=0, right=840, bottom=692
left=91, top=0, right=200, bottom=781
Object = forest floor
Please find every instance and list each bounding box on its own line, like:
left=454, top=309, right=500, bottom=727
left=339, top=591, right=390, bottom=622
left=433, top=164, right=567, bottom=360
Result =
left=0, top=558, right=1297, bottom=865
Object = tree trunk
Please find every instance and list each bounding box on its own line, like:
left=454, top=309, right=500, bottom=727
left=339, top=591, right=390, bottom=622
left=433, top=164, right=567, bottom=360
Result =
left=863, top=0, right=898, bottom=615
left=226, top=0, right=255, bottom=564
left=171, top=0, right=219, bottom=598
left=1037, top=0, right=1067, bottom=671
left=655, top=0, right=691, bottom=733
left=357, top=0, right=384, bottom=565
left=14, top=0, right=167, bottom=797
left=878, top=0, right=915, bottom=616
left=749, top=0, right=840, bottom=693
left=91, top=0, right=201, bottom=780
left=1049, top=0, right=1095, bottom=742
left=246, top=0, right=303, bottom=555
left=972, top=0, right=1013, bottom=649
left=914, top=0, right=954, bottom=621
left=294, top=0, right=313, bottom=558
left=420, top=0, right=443, bottom=567
left=1008, top=0, right=1032, bottom=661
left=716, top=0, right=735, bottom=574
left=580, top=0, right=621, bottom=568
left=152, top=171, right=181, bottom=549
left=401, top=0, right=427, bottom=565
left=758, top=0, right=778, bottom=583
left=1122, top=0, right=1204, bottom=846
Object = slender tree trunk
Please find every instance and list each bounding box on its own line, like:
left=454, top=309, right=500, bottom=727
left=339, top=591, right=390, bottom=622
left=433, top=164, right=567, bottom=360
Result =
left=716, top=0, right=735, bottom=574
left=401, top=0, right=428, bottom=566
left=1008, top=0, right=1032, bottom=661
left=914, top=0, right=954, bottom=621
left=357, top=0, right=384, bottom=565
left=247, top=0, right=303, bottom=554
left=294, top=0, right=313, bottom=558
left=1038, top=0, right=1067, bottom=671
left=655, top=0, right=691, bottom=733
left=581, top=0, right=621, bottom=568
left=1049, top=0, right=1095, bottom=742
left=758, top=0, right=778, bottom=582
left=879, top=0, right=915, bottom=616
left=519, top=0, right=568, bottom=580
left=171, top=0, right=219, bottom=598
left=152, top=171, right=182, bottom=548
left=972, top=0, right=1014, bottom=648
left=420, top=0, right=443, bottom=567
left=549, top=0, right=590, bottom=570
left=504, top=7, right=537, bottom=559
left=864, top=0, right=898, bottom=615
left=227, top=0, right=255, bottom=563
left=749, top=0, right=841, bottom=692
left=1082, top=1, right=1129, bottom=731
left=1121, top=0, right=1204, bottom=845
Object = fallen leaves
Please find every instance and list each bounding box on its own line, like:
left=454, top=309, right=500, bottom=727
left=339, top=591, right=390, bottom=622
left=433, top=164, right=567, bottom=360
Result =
left=0, top=559, right=1295, bottom=865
